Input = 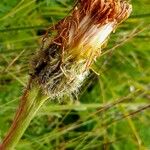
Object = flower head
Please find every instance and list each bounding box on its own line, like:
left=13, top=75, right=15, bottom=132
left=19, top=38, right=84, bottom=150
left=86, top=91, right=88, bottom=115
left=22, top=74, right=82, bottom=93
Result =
left=31, top=0, right=132, bottom=98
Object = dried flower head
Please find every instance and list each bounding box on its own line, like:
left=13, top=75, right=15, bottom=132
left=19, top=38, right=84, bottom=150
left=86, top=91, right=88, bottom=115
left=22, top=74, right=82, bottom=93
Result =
left=30, top=0, right=132, bottom=99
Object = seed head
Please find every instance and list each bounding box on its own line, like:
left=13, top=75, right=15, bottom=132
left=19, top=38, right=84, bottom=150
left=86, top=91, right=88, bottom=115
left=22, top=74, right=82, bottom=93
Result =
left=30, top=0, right=132, bottom=99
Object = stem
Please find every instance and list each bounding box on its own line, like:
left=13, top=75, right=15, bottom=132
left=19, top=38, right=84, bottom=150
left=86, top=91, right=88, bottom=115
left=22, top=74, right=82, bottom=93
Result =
left=0, top=82, right=49, bottom=150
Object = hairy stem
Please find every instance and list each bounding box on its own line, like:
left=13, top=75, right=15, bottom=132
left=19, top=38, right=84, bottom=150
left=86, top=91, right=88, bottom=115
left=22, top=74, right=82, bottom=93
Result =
left=0, top=82, right=49, bottom=150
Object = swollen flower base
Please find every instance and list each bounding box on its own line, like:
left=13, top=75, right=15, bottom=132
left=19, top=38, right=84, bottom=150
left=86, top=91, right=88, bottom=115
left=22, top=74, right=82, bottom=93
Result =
left=31, top=0, right=132, bottom=99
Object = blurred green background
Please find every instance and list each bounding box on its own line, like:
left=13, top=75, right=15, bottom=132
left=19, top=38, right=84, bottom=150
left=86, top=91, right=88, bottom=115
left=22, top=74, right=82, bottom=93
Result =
left=0, top=0, right=150, bottom=149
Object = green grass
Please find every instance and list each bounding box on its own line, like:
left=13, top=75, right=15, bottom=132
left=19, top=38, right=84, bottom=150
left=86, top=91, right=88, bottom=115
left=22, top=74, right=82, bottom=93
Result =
left=0, top=0, right=150, bottom=149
